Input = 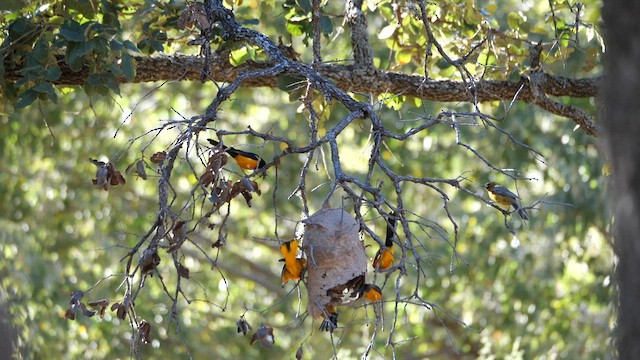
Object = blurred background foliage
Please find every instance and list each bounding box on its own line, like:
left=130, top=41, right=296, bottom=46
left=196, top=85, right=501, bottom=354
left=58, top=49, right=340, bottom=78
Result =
left=0, top=0, right=611, bottom=359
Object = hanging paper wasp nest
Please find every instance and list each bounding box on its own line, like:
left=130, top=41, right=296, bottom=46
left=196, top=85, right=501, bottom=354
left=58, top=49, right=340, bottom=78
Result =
left=302, top=206, right=368, bottom=319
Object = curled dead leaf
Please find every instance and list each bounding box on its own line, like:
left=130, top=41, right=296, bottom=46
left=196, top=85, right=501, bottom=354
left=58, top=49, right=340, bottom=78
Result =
left=200, top=153, right=227, bottom=186
left=229, top=179, right=261, bottom=207
left=109, top=171, right=126, bottom=187
left=236, top=316, right=252, bottom=336
left=88, top=299, right=110, bottom=318
left=111, top=301, right=128, bottom=321
left=140, top=248, right=160, bottom=275
left=167, top=220, right=188, bottom=253
left=177, top=263, right=190, bottom=279
left=199, top=170, right=215, bottom=186
left=150, top=151, right=167, bottom=164
left=135, top=159, right=147, bottom=180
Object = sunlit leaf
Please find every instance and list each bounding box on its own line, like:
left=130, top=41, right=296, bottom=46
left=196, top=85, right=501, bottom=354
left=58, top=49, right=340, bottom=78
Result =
left=378, top=24, right=396, bottom=40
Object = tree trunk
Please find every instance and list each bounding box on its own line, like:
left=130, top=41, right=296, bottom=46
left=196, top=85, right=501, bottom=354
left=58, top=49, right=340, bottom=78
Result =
left=602, top=1, right=640, bottom=359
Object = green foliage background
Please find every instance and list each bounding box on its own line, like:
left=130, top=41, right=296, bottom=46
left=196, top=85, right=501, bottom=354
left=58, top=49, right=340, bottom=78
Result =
left=0, top=0, right=611, bottom=359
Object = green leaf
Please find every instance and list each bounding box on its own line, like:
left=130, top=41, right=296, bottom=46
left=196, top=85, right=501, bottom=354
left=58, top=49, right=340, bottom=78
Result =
left=86, top=73, right=120, bottom=96
left=87, top=74, right=102, bottom=86
left=102, top=73, right=121, bottom=95
left=150, top=40, right=165, bottom=52
left=123, top=40, right=140, bottom=54
left=28, top=39, right=50, bottom=67
left=230, top=46, right=250, bottom=66
left=92, top=37, right=110, bottom=57
left=378, top=93, right=405, bottom=111
left=378, top=24, right=396, bottom=40
left=59, top=20, right=86, bottom=42
left=44, top=66, right=62, bottom=82
left=395, top=50, right=412, bottom=65
left=16, top=89, right=38, bottom=108
left=66, top=41, right=95, bottom=72
left=110, top=39, right=123, bottom=51
left=530, top=26, right=548, bottom=35
left=276, top=74, right=304, bottom=93
left=507, top=12, right=524, bottom=30
left=32, top=82, right=57, bottom=102
left=101, top=0, right=120, bottom=28
left=435, top=58, right=452, bottom=69
left=7, top=18, right=37, bottom=43
left=320, top=16, right=333, bottom=35
left=484, top=4, right=497, bottom=14
left=286, top=21, right=305, bottom=36
left=121, top=53, right=136, bottom=81
left=296, top=0, right=311, bottom=13
left=477, top=50, right=496, bottom=66
left=107, top=63, right=123, bottom=77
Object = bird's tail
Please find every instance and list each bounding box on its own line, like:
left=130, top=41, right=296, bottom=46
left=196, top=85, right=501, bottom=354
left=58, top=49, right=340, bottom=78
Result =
left=207, top=139, right=227, bottom=149
left=513, top=203, right=529, bottom=220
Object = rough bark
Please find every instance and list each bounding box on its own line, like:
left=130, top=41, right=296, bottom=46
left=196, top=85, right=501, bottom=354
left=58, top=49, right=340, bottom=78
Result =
left=3, top=54, right=599, bottom=101
left=3, top=53, right=600, bottom=134
left=602, top=0, right=640, bottom=358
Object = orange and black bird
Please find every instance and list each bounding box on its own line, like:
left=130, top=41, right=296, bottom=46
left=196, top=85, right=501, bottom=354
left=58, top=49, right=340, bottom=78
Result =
left=358, top=284, right=383, bottom=302
left=319, top=305, right=339, bottom=333
left=208, top=139, right=266, bottom=171
left=372, top=212, right=397, bottom=271
left=279, top=240, right=306, bottom=286
left=484, top=182, right=528, bottom=220
left=319, top=283, right=382, bottom=332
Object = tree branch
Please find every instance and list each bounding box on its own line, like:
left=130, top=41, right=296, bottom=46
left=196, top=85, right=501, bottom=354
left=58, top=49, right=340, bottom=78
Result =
left=3, top=54, right=599, bottom=132
left=345, top=0, right=375, bottom=70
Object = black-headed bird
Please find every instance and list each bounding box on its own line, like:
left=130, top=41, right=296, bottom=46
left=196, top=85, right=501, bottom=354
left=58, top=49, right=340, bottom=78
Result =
left=208, top=139, right=266, bottom=171
left=279, top=240, right=306, bottom=286
left=484, top=182, right=528, bottom=220
left=373, top=212, right=397, bottom=271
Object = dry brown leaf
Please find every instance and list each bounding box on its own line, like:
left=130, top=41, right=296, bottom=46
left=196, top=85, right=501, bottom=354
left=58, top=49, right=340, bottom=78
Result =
left=140, top=248, right=160, bottom=274
left=236, top=316, right=252, bottom=336
left=177, top=263, right=190, bottom=279
left=88, top=299, right=110, bottom=318
left=150, top=151, right=167, bottom=164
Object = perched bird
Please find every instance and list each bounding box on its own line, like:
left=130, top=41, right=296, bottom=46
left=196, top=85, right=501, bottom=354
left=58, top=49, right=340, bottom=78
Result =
left=358, top=284, right=383, bottom=302
left=319, top=305, right=339, bottom=332
left=208, top=139, right=266, bottom=171
left=372, top=212, right=397, bottom=271
left=320, top=276, right=382, bottom=332
left=279, top=240, right=306, bottom=286
left=484, top=182, right=528, bottom=220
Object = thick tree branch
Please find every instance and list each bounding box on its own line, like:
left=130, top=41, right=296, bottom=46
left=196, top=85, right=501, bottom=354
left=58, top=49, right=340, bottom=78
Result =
left=345, top=0, right=375, bottom=70
left=4, top=53, right=598, bottom=99
left=4, top=54, right=600, bottom=134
